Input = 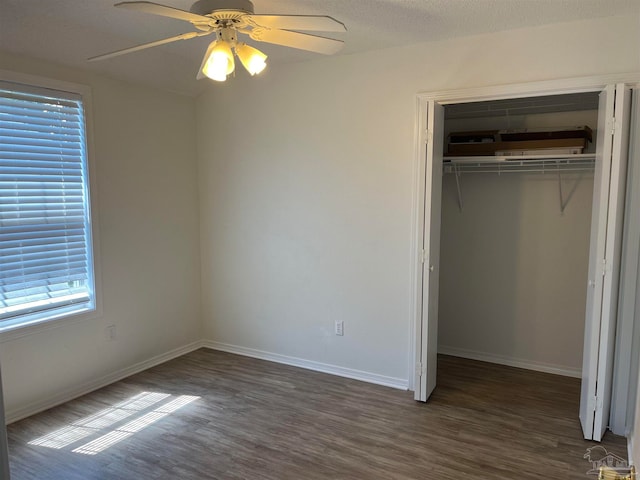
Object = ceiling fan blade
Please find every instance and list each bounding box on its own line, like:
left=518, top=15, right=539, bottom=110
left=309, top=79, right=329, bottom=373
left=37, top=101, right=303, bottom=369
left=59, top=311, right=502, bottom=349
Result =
left=115, top=1, right=211, bottom=24
left=88, top=31, right=200, bottom=61
left=250, top=29, right=344, bottom=55
left=245, top=15, right=346, bottom=32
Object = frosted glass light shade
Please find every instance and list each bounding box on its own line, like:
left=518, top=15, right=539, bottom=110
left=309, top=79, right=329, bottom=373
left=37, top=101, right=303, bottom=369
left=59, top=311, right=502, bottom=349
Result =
left=235, top=43, right=267, bottom=76
left=202, top=41, right=235, bottom=81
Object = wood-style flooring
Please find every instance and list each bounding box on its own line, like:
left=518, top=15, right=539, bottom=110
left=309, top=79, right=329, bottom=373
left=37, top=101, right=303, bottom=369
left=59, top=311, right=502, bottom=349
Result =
left=7, top=350, right=627, bottom=479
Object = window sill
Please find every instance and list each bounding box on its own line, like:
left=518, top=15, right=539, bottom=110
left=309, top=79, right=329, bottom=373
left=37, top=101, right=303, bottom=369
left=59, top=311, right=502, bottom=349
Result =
left=0, top=306, right=102, bottom=343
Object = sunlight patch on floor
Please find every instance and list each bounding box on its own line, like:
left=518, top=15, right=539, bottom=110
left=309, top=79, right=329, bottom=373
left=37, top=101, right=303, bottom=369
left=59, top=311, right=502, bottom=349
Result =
left=28, top=392, right=199, bottom=455
left=72, top=396, right=199, bottom=455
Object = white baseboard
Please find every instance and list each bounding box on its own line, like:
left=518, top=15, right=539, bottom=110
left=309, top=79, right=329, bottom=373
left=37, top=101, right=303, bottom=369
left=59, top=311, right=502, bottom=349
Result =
left=6, top=340, right=204, bottom=424
left=438, top=345, right=582, bottom=378
left=202, top=340, right=409, bottom=391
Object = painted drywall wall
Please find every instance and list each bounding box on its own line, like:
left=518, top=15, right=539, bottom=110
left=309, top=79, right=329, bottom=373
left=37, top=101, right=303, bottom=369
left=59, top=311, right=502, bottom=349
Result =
left=438, top=172, right=594, bottom=375
left=0, top=365, right=8, bottom=478
left=610, top=87, right=640, bottom=437
left=196, top=14, right=640, bottom=385
left=630, top=210, right=640, bottom=464
left=0, top=51, right=202, bottom=419
left=632, top=228, right=640, bottom=462
left=627, top=77, right=640, bottom=464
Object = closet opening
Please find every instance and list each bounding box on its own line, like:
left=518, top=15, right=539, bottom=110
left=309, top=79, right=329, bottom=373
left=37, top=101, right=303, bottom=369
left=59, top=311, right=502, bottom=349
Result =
left=438, top=92, right=599, bottom=386
left=437, top=93, right=600, bottom=435
left=413, top=83, right=634, bottom=443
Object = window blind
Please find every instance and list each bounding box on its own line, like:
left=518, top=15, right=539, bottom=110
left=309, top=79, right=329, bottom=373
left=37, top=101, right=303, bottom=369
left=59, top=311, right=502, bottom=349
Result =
left=0, top=81, right=95, bottom=326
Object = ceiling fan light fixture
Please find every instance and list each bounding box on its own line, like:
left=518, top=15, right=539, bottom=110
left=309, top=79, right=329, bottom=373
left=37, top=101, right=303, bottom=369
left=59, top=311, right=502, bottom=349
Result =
left=202, top=40, right=235, bottom=81
left=91, top=1, right=347, bottom=83
left=235, top=43, right=267, bottom=76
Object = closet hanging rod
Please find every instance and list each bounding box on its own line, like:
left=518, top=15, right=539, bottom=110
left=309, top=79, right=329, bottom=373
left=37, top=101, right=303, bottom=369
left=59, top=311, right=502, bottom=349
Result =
left=443, top=153, right=595, bottom=175
left=443, top=153, right=596, bottom=164
left=443, top=166, right=595, bottom=175
left=444, top=155, right=594, bottom=212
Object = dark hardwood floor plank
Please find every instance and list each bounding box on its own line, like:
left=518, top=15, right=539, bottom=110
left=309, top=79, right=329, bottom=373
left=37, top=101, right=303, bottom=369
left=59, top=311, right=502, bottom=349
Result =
left=7, top=350, right=628, bottom=479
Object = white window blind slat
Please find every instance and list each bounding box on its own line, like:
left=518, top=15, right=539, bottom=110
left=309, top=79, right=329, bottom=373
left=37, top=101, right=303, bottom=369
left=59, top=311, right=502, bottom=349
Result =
left=1, top=189, right=85, bottom=197
left=0, top=96, right=78, bottom=108
left=0, top=157, right=83, bottom=166
left=0, top=146, right=83, bottom=157
left=0, top=168, right=83, bottom=176
left=0, top=102, right=80, bottom=119
left=0, top=103, right=80, bottom=117
left=3, top=156, right=84, bottom=163
left=0, top=137, right=82, bottom=149
left=0, top=81, right=95, bottom=326
left=0, top=124, right=82, bottom=135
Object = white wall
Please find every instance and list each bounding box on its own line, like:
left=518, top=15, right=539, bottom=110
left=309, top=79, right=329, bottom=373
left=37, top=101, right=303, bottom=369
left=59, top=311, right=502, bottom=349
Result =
left=196, top=14, right=640, bottom=386
left=438, top=172, right=594, bottom=375
left=0, top=51, right=202, bottom=420
left=630, top=227, right=640, bottom=464
left=627, top=57, right=640, bottom=463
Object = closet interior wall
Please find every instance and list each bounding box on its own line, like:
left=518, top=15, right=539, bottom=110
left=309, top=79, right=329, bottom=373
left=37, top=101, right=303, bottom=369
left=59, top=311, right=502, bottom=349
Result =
left=437, top=94, right=599, bottom=377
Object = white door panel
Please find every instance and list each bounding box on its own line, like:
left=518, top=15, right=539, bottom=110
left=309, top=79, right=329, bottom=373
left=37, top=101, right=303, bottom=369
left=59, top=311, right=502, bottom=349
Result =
left=580, top=84, right=632, bottom=441
left=580, top=85, right=614, bottom=439
left=594, top=84, right=632, bottom=441
left=415, top=101, right=444, bottom=402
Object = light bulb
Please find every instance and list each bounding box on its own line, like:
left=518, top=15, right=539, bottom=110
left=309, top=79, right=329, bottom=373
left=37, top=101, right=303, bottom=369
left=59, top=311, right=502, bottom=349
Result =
left=204, top=52, right=230, bottom=81
left=202, top=41, right=235, bottom=82
left=235, top=43, right=267, bottom=76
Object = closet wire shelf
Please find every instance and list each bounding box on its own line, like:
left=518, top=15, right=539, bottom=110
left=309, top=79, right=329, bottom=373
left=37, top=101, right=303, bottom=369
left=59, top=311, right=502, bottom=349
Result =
left=442, top=154, right=596, bottom=213
left=443, top=154, right=596, bottom=175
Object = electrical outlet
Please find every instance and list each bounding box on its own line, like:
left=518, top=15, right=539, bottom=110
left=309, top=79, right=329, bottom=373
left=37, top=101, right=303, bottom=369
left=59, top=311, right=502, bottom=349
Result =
left=105, top=325, right=116, bottom=341
left=335, top=321, right=344, bottom=336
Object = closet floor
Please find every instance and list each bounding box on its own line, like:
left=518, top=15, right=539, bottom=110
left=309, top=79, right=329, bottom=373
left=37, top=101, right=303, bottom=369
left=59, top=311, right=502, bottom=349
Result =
left=7, top=350, right=627, bottom=479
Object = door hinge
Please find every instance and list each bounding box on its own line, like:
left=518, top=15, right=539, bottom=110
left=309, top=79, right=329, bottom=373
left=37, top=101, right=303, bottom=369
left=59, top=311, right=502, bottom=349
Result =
left=611, top=117, right=616, bottom=136
left=420, top=249, right=426, bottom=264
left=602, top=258, right=607, bottom=277
left=416, top=362, right=423, bottom=377
left=425, top=129, right=433, bottom=144
left=590, top=395, right=603, bottom=413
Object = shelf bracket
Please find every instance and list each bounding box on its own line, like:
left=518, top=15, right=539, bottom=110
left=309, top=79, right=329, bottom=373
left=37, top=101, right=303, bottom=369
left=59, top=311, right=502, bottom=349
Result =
left=557, top=163, right=585, bottom=214
left=454, top=163, right=463, bottom=212
left=558, top=166, right=566, bottom=214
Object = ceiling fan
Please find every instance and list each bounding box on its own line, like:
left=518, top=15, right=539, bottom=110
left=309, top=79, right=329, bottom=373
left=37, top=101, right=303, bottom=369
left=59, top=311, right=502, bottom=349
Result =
left=89, top=0, right=346, bottom=82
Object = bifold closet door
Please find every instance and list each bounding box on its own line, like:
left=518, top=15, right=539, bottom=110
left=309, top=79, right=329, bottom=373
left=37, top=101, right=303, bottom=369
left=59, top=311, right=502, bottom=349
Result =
left=580, top=84, right=632, bottom=441
left=415, top=101, right=444, bottom=402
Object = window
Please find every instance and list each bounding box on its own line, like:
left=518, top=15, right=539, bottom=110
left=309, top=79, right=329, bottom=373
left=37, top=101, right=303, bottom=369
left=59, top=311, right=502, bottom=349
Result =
left=0, top=79, right=96, bottom=331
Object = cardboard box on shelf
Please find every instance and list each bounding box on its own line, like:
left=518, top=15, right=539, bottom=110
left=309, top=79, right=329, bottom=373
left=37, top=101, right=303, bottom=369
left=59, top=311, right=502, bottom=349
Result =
left=499, top=126, right=593, bottom=143
left=447, top=137, right=588, bottom=156
left=446, top=126, right=591, bottom=156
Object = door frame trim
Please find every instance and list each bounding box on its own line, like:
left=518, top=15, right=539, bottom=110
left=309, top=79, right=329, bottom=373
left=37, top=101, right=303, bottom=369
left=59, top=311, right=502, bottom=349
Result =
left=409, top=72, right=640, bottom=392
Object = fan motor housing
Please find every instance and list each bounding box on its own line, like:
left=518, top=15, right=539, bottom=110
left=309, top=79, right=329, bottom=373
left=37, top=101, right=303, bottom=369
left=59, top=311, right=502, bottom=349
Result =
left=190, top=0, right=254, bottom=16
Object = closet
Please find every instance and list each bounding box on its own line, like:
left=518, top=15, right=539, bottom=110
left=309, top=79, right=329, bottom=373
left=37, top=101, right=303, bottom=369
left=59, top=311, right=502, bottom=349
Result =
left=412, top=80, right=634, bottom=443
left=439, top=92, right=598, bottom=385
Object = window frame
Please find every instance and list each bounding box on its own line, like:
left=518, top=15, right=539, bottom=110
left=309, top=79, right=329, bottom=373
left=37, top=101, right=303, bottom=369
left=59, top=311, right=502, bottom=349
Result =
left=0, top=69, right=102, bottom=341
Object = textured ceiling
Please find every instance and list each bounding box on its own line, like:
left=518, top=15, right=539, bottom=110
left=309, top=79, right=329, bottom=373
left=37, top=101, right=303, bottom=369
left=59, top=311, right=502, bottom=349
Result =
left=1, top=0, right=638, bottom=96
